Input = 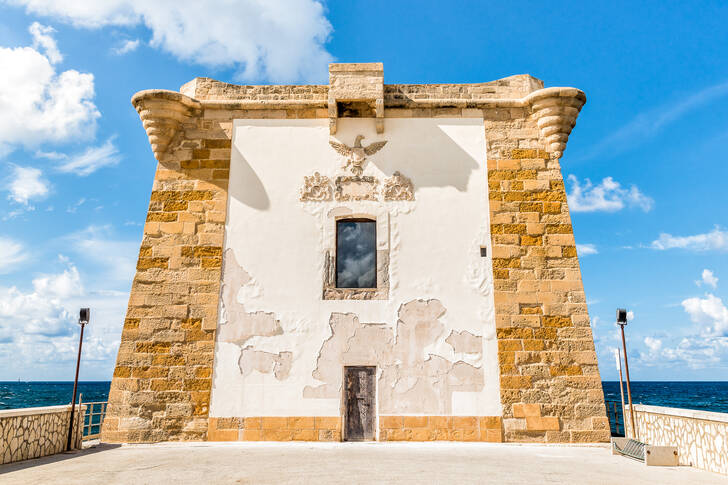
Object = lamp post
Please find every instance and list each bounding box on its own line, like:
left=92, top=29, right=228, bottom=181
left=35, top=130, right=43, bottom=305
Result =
left=616, top=308, right=636, bottom=439
left=67, top=308, right=89, bottom=451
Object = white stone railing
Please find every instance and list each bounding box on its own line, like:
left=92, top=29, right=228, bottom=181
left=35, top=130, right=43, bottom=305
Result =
left=626, top=404, right=727, bottom=475
left=0, top=404, right=85, bottom=465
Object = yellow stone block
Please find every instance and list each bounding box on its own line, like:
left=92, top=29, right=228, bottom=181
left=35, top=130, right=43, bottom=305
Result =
left=483, top=428, right=503, bottom=442
left=513, top=403, right=541, bottom=418
left=452, top=416, right=477, bottom=429
left=243, top=417, right=261, bottom=429
left=403, top=416, right=428, bottom=428
left=262, top=428, right=293, bottom=441
left=379, top=416, right=403, bottom=429
left=208, top=428, right=238, bottom=441
left=314, top=417, right=340, bottom=430
left=288, top=417, right=315, bottom=429
left=429, top=416, right=451, bottom=429
left=261, top=417, right=288, bottom=429
left=242, top=429, right=262, bottom=441
left=479, top=416, right=501, bottom=430
left=292, top=429, right=317, bottom=441
left=409, top=427, right=436, bottom=441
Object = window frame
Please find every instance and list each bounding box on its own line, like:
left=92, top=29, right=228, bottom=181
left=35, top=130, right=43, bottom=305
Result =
left=322, top=210, right=389, bottom=301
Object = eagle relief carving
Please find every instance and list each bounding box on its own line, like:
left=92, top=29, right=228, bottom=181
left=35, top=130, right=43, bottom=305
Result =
left=329, top=135, right=387, bottom=176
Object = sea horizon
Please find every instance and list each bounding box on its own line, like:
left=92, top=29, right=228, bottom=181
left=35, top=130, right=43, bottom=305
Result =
left=2, top=380, right=727, bottom=412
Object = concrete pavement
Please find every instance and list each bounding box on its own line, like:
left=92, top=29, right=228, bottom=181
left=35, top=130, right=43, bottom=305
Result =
left=0, top=441, right=724, bottom=484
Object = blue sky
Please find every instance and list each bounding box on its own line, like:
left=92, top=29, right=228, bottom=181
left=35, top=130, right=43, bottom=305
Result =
left=0, top=1, right=726, bottom=381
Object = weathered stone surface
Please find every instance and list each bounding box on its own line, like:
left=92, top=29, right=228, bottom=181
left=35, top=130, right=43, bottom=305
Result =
left=485, top=126, right=608, bottom=442
left=0, top=405, right=84, bottom=465
left=303, top=300, right=484, bottom=415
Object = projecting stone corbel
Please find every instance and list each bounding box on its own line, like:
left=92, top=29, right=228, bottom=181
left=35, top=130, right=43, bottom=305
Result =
left=328, top=63, right=384, bottom=135
left=526, top=87, right=586, bottom=159
left=131, top=90, right=202, bottom=161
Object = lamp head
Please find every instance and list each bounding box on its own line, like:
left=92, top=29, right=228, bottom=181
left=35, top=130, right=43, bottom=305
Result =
left=79, top=308, right=90, bottom=325
left=616, top=308, right=628, bottom=325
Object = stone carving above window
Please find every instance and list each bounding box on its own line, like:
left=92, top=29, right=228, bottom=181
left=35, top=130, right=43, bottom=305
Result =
left=300, top=172, right=333, bottom=201
left=382, top=171, right=414, bottom=201
left=335, top=176, right=379, bottom=201
left=329, top=135, right=387, bottom=176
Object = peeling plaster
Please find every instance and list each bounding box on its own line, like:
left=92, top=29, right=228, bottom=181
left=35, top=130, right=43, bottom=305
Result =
left=217, top=249, right=283, bottom=346
left=304, top=299, right=484, bottom=414
left=211, top=118, right=501, bottom=418
left=217, top=248, right=293, bottom=382
left=446, top=330, right=483, bottom=355
left=239, top=347, right=293, bottom=380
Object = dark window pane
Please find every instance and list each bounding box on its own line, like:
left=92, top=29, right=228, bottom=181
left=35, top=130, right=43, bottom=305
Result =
left=336, top=220, right=376, bottom=288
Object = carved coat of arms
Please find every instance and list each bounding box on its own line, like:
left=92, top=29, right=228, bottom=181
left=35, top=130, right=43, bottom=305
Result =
left=329, top=135, right=387, bottom=176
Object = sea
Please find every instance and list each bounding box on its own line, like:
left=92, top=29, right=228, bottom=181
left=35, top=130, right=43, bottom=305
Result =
left=1, top=381, right=726, bottom=437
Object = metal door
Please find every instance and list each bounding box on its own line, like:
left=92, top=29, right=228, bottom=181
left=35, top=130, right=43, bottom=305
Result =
left=344, top=366, right=376, bottom=441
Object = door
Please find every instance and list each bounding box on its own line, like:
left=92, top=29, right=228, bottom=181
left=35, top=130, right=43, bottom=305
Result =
left=344, top=366, right=376, bottom=441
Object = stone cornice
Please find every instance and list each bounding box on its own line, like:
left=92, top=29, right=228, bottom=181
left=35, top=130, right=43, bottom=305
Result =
left=132, top=81, right=585, bottom=161
left=131, top=90, right=202, bottom=161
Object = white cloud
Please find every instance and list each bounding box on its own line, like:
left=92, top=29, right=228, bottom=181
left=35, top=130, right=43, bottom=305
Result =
left=0, top=227, right=136, bottom=378
left=0, top=237, right=29, bottom=273
left=643, top=336, right=661, bottom=353
left=682, top=293, right=728, bottom=337
left=639, top=335, right=728, bottom=370
left=5, top=165, right=50, bottom=205
left=698, top=269, right=718, bottom=289
left=9, top=0, right=334, bottom=82
left=111, top=38, right=139, bottom=55
left=65, top=225, right=137, bottom=283
left=56, top=138, right=121, bottom=175
left=651, top=227, right=728, bottom=252
left=567, top=175, right=653, bottom=213
left=34, top=149, right=67, bottom=160
left=576, top=243, right=598, bottom=256
left=0, top=23, right=99, bottom=154
left=584, top=80, right=728, bottom=159
left=636, top=273, right=728, bottom=370
left=627, top=311, right=634, bottom=321
left=0, top=257, right=82, bottom=337
left=29, top=21, right=62, bottom=64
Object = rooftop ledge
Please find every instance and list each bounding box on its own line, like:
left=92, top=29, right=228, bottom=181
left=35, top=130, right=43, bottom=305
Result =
left=131, top=62, right=586, bottom=161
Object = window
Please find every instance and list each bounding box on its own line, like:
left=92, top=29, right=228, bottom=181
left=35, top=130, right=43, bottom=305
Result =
left=336, top=219, right=376, bottom=288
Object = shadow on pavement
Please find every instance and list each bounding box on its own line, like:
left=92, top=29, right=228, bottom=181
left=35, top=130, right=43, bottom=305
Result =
left=0, top=443, right=121, bottom=475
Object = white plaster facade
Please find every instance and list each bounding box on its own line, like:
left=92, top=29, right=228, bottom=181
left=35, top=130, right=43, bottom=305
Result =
left=210, top=117, right=500, bottom=419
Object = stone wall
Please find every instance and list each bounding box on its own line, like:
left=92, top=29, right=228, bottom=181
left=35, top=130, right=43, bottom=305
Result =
left=628, top=404, right=728, bottom=475
left=101, top=92, right=231, bottom=442
left=0, top=405, right=83, bottom=465
left=207, top=416, right=503, bottom=442
left=484, top=96, right=611, bottom=442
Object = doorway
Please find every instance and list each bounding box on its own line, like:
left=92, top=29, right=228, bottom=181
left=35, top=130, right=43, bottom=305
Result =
left=343, top=366, right=376, bottom=441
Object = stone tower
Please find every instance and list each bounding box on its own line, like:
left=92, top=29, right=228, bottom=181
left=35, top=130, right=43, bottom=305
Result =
left=102, top=63, right=610, bottom=443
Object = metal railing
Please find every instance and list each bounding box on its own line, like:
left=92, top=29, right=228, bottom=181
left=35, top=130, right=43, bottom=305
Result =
left=79, top=398, right=108, bottom=441
left=605, top=399, right=625, bottom=437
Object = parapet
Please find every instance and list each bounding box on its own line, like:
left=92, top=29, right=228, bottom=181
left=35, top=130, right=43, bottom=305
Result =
left=134, top=63, right=584, bottom=161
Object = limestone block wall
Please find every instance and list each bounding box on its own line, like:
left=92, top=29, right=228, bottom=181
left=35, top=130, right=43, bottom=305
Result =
left=484, top=92, right=610, bottom=443
left=628, top=405, right=728, bottom=475
left=0, top=405, right=83, bottom=465
left=101, top=92, right=230, bottom=443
